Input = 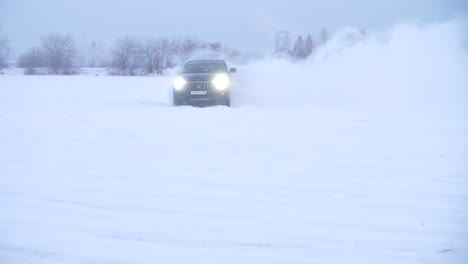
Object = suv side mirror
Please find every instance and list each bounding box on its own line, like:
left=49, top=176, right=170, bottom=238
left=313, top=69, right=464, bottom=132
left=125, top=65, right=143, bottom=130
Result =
left=230, top=68, right=237, bottom=73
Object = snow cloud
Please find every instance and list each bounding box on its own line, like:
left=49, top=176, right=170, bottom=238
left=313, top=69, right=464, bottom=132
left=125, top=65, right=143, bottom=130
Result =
left=233, top=19, right=468, bottom=109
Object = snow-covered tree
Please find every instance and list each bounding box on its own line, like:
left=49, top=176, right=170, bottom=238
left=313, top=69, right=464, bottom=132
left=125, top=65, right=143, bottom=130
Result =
left=41, top=34, right=77, bottom=74
left=111, top=36, right=142, bottom=75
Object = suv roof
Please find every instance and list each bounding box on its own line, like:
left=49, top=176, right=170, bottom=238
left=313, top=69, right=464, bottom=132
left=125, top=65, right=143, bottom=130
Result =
left=185, top=59, right=226, bottom=64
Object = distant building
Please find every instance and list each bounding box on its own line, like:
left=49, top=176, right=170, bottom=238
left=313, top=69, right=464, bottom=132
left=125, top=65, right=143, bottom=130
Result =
left=275, top=31, right=291, bottom=53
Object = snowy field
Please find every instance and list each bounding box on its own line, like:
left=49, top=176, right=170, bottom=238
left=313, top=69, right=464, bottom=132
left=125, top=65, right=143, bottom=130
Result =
left=1, top=21, right=468, bottom=263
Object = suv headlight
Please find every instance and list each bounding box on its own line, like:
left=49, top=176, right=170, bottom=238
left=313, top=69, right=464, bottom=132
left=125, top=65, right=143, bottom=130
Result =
left=212, top=73, right=230, bottom=91
left=173, top=76, right=187, bottom=91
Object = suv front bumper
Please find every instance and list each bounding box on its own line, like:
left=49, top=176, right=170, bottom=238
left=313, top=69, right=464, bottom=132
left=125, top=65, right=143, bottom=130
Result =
left=173, top=85, right=230, bottom=105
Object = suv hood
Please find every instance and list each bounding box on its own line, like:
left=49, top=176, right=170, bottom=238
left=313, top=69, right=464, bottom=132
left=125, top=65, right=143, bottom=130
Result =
left=180, top=73, right=222, bottom=82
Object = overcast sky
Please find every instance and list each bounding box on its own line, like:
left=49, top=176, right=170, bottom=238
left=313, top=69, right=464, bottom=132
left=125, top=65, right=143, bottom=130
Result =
left=1, top=0, right=466, bottom=55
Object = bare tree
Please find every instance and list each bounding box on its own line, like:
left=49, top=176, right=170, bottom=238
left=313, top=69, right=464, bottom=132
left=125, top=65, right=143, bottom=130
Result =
left=17, top=47, right=46, bottom=74
left=148, top=38, right=171, bottom=75
left=178, top=37, right=200, bottom=63
left=154, top=38, right=167, bottom=75
left=0, top=30, right=11, bottom=69
left=140, top=39, right=161, bottom=74
left=111, top=36, right=142, bottom=75
left=209, top=42, right=222, bottom=52
left=165, top=38, right=181, bottom=68
left=141, top=37, right=182, bottom=75
left=41, top=34, right=77, bottom=74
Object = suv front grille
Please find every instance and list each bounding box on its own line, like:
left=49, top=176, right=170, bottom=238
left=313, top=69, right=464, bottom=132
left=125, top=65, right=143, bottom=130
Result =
left=188, top=82, right=211, bottom=91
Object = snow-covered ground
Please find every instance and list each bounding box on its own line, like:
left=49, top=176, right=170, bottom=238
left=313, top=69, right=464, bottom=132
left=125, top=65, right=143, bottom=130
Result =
left=1, top=20, right=467, bottom=264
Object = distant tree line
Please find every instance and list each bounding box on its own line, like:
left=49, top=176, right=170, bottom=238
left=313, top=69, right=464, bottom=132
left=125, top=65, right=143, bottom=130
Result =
left=15, top=33, right=240, bottom=75
left=2, top=28, right=336, bottom=74
left=110, top=36, right=239, bottom=75
left=290, top=28, right=329, bottom=59
left=18, top=34, right=78, bottom=75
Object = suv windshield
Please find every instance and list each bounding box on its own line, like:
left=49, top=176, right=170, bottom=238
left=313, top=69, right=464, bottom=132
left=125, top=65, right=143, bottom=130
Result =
left=182, top=62, right=227, bottom=74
